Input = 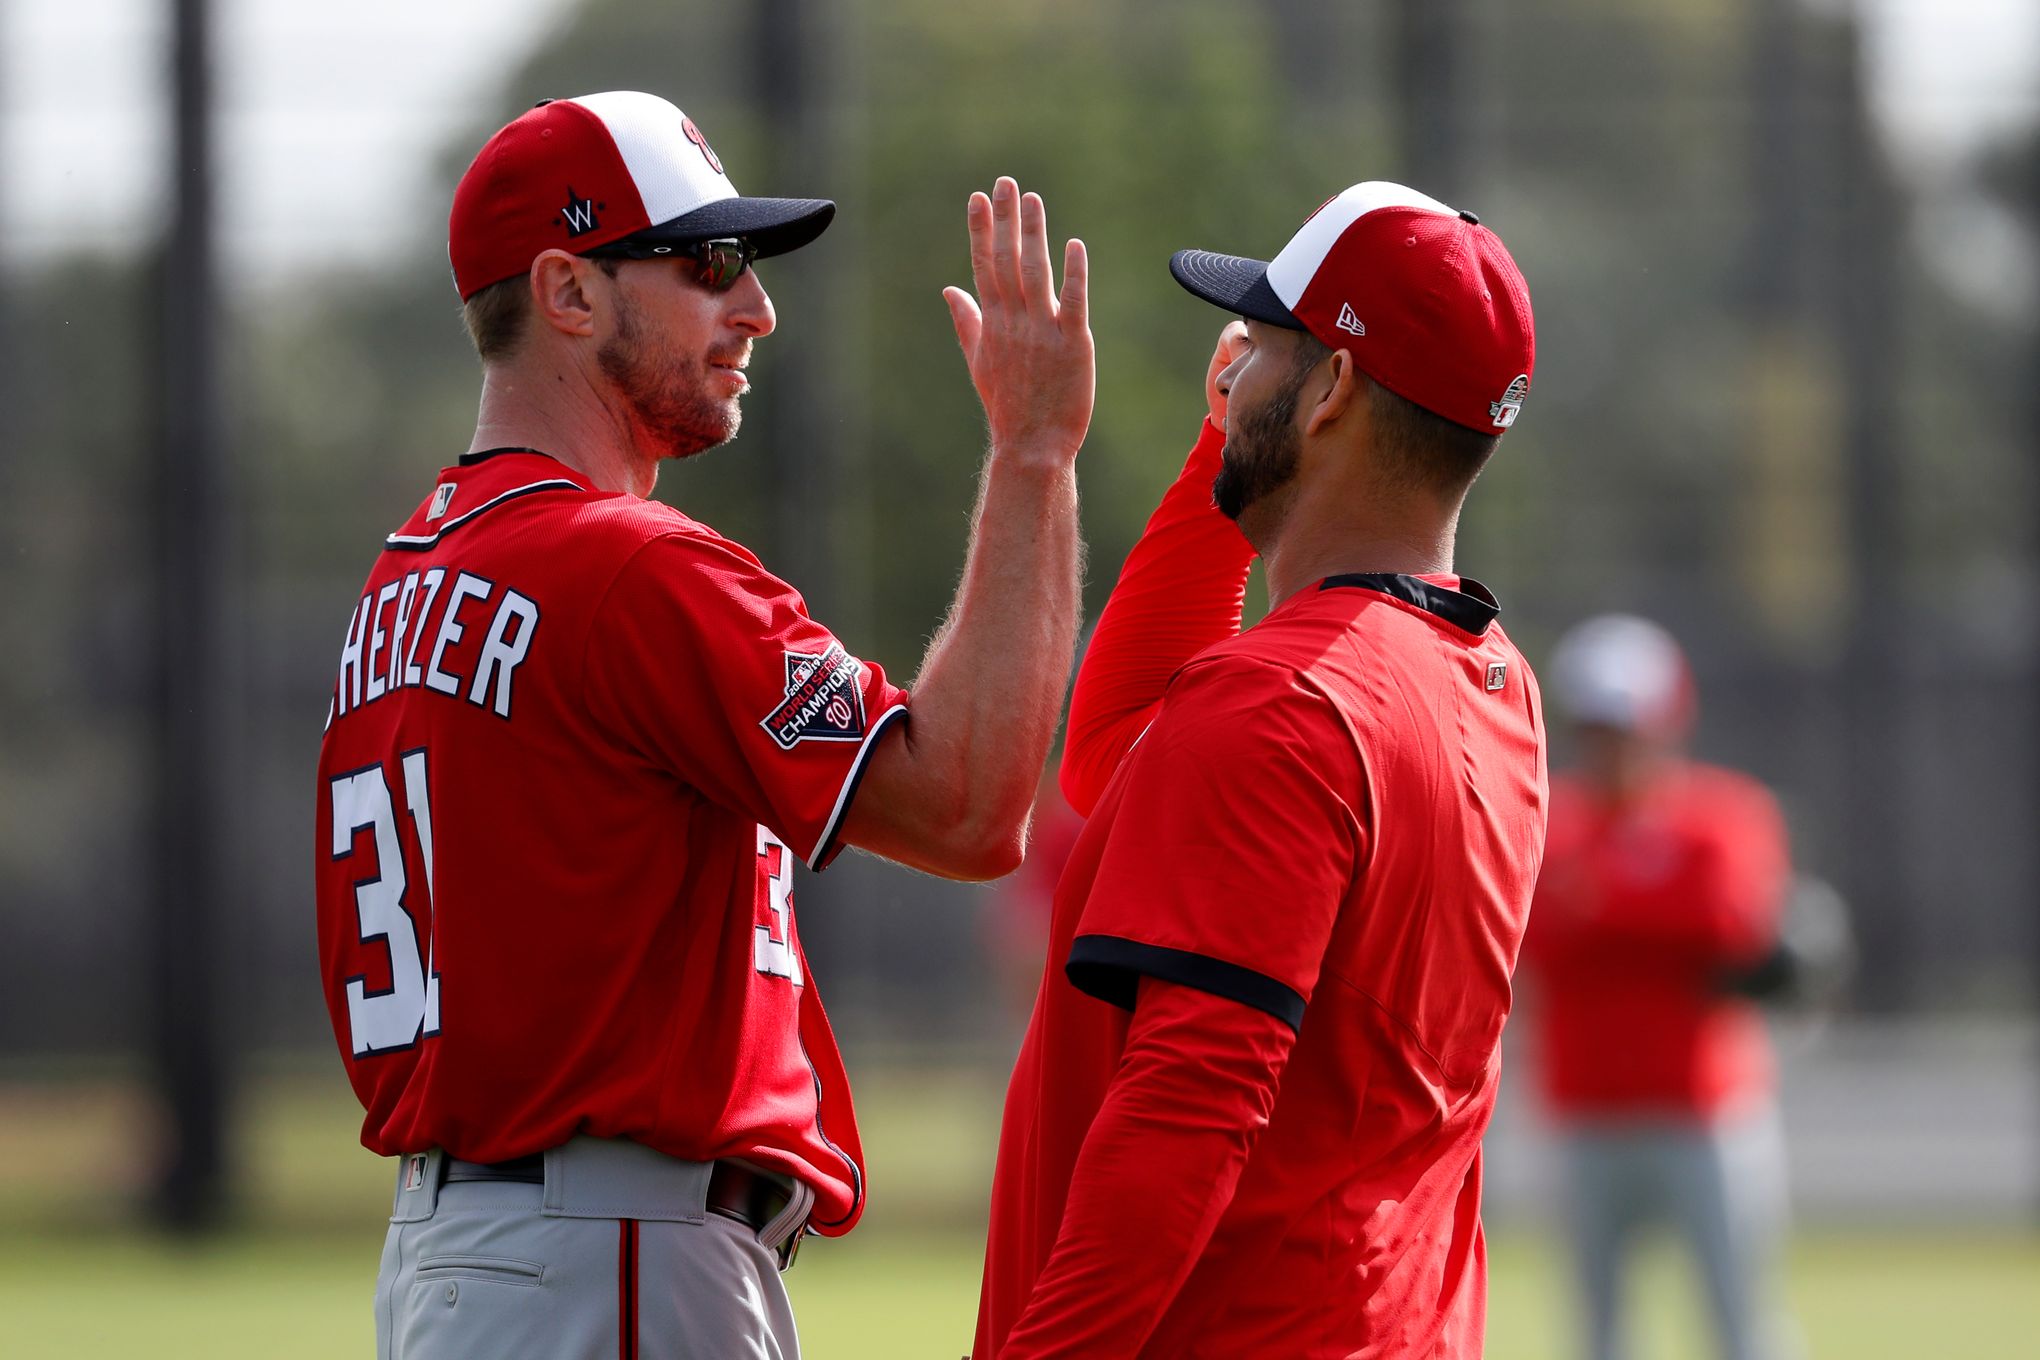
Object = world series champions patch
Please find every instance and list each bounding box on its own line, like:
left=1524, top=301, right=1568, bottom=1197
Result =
left=761, top=645, right=868, bottom=750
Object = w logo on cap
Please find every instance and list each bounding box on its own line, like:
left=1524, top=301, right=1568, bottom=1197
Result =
left=558, top=186, right=601, bottom=237
left=1335, top=303, right=1366, bottom=337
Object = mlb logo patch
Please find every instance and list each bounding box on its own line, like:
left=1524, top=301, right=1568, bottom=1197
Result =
left=1486, top=662, right=1509, bottom=692
left=427, top=483, right=457, bottom=522
left=404, top=1154, right=429, bottom=1192
left=1489, top=375, right=1529, bottom=430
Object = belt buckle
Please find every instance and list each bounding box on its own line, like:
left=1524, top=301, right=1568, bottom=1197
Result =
left=777, top=1225, right=804, bottom=1271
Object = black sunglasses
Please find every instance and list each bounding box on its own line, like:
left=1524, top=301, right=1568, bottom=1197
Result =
left=586, top=236, right=758, bottom=291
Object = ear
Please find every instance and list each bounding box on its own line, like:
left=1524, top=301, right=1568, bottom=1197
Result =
left=529, top=249, right=601, bottom=339
left=1303, top=349, right=1359, bottom=437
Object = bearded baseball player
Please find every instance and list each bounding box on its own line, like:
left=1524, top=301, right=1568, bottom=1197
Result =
left=974, top=184, right=1545, bottom=1358
left=313, top=91, right=1091, bottom=1359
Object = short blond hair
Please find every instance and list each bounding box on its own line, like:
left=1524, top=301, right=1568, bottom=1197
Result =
left=459, top=258, right=621, bottom=364
left=460, top=275, right=528, bottom=363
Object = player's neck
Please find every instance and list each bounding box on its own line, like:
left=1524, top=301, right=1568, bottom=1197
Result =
left=469, top=364, right=660, bottom=499
left=1257, top=497, right=1460, bottom=608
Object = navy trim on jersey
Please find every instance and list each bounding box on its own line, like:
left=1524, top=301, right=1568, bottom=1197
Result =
left=458, top=445, right=557, bottom=466
left=805, top=703, right=909, bottom=872
left=1319, top=572, right=1499, bottom=636
left=1066, top=934, right=1307, bottom=1033
left=384, top=480, right=583, bottom=553
left=799, top=1033, right=864, bottom=1230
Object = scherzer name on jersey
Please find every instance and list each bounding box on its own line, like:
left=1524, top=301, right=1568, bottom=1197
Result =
left=327, top=567, right=539, bottom=729
left=760, top=645, right=867, bottom=750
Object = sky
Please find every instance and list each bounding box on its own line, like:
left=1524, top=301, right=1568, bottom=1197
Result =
left=3, top=0, right=2037, bottom=303
left=2, top=0, right=573, bottom=280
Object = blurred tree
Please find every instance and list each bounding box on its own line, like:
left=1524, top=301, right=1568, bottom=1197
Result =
left=5, top=0, right=2038, bottom=1061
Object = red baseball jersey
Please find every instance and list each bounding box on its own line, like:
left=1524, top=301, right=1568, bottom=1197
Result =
left=979, top=573, right=1548, bottom=1358
left=313, top=448, right=907, bottom=1235
left=1521, top=764, right=1787, bottom=1119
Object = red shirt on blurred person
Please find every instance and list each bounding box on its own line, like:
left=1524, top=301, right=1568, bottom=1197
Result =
left=1525, top=763, right=1787, bottom=1118
left=1520, top=616, right=1788, bottom=1121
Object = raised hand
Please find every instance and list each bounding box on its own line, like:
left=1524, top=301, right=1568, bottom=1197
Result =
left=1205, top=320, right=1250, bottom=430
left=943, top=177, right=1094, bottom=465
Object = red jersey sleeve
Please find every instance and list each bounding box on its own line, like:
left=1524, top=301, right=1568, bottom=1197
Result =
left=1603, top=814, right=1782, bottom=961
left=995, top=977, right=1294, bottom=1359
left=1690, top=780, right=1791, bottom=962
left=1059, top=419, right=1256, bottom=815
left=1065, top=655, right=1363, bottom=1030
left=580, top=530, right=909, bottom=870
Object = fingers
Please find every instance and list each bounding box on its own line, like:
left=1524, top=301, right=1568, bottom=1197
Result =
left=1207, top=321, right=1247, bottom=384
left=964, top=191, right=996, bottom=308
left=942, top=285, right=983, bottom=359
left=990, top=178, right=1020, bottom=309
left=1059, top=238, right=1088, bottom=332
left=1206, top=320, right=1245, bottom=426
left=1018, top=191, right=1051, bottom=312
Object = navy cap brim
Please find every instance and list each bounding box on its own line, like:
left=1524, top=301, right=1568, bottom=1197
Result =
left=627, top=196, right=836, bottom=260
left=1170, top=249, right=1307, bottom=330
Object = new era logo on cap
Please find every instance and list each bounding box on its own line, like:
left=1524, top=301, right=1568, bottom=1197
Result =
left=1170, top=181, right=1535, bottom=436
left=448, top=91, right=836, bottom=301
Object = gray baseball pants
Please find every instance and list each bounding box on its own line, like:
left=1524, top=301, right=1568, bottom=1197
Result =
left=1558, top=1105, right=1796, bottom=1360
left=374, top=1137, right=814, bottom=1360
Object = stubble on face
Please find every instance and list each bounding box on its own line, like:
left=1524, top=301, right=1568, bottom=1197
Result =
left=596, top=286, right=746, bottom=461
left=1212, top=344, right=1315, bottom=522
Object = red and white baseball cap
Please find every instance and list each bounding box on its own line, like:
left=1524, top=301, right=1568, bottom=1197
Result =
left=1549, top=614, right=1696, bottom=736
left=448, top=91, right=835, bottom=300
left=1171, top=182, right=1534, bottom=434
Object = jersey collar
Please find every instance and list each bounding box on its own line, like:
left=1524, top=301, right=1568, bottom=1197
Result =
left=1318, top=572, right=1500, bottom=636
left=384, top=449, right=596, bottom=553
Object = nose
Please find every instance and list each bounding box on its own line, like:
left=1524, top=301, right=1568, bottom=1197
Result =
left=725, top=268, right=775, bottom=338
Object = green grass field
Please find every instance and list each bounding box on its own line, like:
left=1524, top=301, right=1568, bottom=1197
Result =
left=7, top=1227, right=2036, bottom=1359
left=3, top=1072, right=2035, bottom=1358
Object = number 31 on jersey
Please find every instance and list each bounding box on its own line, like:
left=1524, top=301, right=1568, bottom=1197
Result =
left=330, top=751, right=442, bottom=1057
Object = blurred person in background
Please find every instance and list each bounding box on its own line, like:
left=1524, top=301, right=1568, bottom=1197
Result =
left=1521, top=614, right=1801, bottom=1360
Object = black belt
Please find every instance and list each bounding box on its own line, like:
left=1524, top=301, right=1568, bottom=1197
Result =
left=442, top=1154, right=801, bottom=1266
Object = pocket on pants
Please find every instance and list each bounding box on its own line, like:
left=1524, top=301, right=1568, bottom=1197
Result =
left=401, top=1255, right=555, bottom=1359
left=413, top=1254, right=545, bottom=1287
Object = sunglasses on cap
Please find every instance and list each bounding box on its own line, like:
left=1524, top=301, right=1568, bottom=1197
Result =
left=586, top=236, right=759, bottom=291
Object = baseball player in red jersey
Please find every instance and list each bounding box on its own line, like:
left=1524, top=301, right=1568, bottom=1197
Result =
left=1520, top=615, right=1797, bottom=1360
left=314, top=91, right=1092, bottom=1359
left=974, top=183, right=1546, bottom=1359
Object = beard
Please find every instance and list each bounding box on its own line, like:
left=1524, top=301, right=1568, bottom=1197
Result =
left=597, top=293, right=744, bottom=460
left=1211, top=356, right=1310, bottom=522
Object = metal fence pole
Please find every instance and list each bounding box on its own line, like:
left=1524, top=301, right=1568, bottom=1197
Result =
left=148, top=0, right=232, bottom=1231
left=1827, top=14, right=1910, bottom=1011
left=1392, top=0, right=1466, bottom=202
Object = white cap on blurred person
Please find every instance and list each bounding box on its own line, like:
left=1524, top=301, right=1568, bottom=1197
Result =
left=1549, top=615, right=1694, bottom=736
